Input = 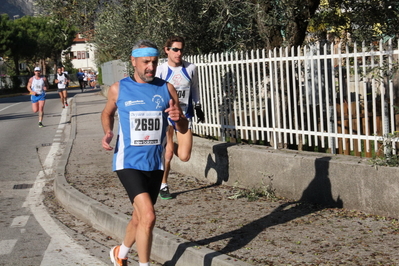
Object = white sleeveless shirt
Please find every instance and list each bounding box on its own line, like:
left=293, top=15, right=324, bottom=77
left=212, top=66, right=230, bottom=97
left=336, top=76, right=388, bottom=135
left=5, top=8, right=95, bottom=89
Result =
left=31, top=77, right=45, bottom=95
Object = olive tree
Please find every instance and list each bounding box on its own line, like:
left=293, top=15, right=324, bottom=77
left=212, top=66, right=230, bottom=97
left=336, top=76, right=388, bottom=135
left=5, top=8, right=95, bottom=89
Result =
left=308, top=0, right=399, bottom=43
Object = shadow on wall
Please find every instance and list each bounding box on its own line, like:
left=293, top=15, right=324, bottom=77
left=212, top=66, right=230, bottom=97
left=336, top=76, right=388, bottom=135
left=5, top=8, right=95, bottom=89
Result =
left=300, top=156, right=343, bottom=208
left=204, top=143, right=237, bottom=184
left=163, top=156, right=344, bottom=266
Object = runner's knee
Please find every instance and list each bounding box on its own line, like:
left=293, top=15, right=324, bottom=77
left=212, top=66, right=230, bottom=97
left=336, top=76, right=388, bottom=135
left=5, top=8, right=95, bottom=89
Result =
left=140, top=211, right=156, bottom=229
left=178, top=152, right=191, bottom=162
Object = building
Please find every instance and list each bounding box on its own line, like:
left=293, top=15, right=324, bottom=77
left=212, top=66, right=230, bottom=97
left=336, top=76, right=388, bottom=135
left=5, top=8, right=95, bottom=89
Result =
left=66, top=33, right=97, bottom=71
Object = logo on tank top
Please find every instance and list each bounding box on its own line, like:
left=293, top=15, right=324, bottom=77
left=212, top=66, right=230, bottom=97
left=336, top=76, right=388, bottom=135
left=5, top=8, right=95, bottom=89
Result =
left=172, top=73, right=183, bottom=86
left=125, top=100, right=145, bottom=107
left=152, top=95, right=165, bottom=109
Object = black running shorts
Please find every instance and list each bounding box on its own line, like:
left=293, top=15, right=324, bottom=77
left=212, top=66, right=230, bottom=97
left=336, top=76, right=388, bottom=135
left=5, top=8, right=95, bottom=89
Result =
left=116, top=169, right=163, bottom=204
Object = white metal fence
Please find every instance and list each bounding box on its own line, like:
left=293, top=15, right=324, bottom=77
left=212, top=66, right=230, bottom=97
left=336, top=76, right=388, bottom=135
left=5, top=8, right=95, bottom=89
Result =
left=101, top=39, right=399, bottom=157
left=187, top=39, right=399, bottom=157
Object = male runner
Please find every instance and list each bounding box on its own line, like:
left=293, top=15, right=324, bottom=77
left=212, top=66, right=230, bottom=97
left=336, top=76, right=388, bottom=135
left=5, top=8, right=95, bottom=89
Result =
left=156, top=36, right=205, bottom=199
left=102, top=39, right=189, bottom=266
left=27, top=67, right=48, bottom=127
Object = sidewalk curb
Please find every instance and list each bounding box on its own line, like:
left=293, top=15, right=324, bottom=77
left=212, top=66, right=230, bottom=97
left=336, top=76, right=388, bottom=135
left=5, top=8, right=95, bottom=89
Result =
left=53, top=93, right=252, bottom=266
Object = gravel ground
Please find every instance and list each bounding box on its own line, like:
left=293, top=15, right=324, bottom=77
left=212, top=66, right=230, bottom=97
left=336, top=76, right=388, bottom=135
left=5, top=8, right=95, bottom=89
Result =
left=58, top=137, right=399, bottom=266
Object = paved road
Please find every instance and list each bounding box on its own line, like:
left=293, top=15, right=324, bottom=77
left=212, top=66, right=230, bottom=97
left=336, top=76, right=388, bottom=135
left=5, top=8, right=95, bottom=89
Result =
left=0, top=89, right=107, bottom=266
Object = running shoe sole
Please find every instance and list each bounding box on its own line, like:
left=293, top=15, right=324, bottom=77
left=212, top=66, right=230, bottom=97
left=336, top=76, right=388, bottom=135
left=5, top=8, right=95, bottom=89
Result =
left=159, top=188, right=173, bottom=199
left=110, top=246, right=118, bottom=266
left=110, top=245, right=128, bottom=266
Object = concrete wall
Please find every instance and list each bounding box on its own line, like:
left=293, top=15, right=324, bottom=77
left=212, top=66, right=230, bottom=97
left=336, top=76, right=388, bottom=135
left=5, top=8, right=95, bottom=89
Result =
left=100, top=60, right=129, bottom=86
left=171, top=137, right=399, bottom=219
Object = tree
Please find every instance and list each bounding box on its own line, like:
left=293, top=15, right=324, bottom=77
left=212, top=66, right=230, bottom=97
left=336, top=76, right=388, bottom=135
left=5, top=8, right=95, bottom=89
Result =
left=3, top=16, right=39, bottom=75
left=34, top=0, right=399, bottom=64
left=308, top=0, right=399, bottom=43
left=252, top=0, right=320, bottom=49
left=0, top=15, right=76, bottom=77
left=36, top=17, right=77, bottom=72
left=92, top=0, right=321, bottom=61
left=34, top=0, right=101, bottom=33
left=0, top=14, right=11, bottom=56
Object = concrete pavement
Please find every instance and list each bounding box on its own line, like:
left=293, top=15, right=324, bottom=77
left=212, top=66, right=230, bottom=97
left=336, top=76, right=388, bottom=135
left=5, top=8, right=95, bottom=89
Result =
left=53, top=90, right=251, bottom=266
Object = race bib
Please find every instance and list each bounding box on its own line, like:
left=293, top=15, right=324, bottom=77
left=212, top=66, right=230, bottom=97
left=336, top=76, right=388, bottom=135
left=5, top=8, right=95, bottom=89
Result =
left=129, top=111, right=163, bottom=146
left=58, top=77, right=66, bottom=89
left=176, top=87, right=190, bottom=106
left=34, top=83, right=43, bottom=94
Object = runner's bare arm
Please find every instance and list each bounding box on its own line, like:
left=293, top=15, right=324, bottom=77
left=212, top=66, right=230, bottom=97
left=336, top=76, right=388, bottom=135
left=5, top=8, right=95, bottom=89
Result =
left=101, top=82, right=119, bottom=150
left=26, top=77, right=33, bottom=93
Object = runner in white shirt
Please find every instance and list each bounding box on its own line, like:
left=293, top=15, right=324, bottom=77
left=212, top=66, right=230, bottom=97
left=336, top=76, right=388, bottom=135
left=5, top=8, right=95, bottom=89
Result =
left=155, top=36, right=205, bottom=199
left=55, top=66, right=70, bottom=108
left=26, top=67, right=49, bottom=127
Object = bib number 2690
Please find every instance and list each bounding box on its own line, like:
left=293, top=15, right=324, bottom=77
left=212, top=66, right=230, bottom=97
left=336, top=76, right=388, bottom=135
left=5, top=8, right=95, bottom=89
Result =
left=130, top=111, right=163, bottom=146
left=135, top=118, right=161, bottom=131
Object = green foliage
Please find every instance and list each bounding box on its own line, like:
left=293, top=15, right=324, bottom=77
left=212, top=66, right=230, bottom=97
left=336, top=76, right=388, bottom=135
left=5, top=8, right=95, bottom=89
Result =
left=34, top=0, right=399, bottom=65
left=97, top=67, right=103, bottom=85
left=70, top=0, right=321, bottom=64
left=309, top=0, right=399, bottom=43
left=228, top=173, right=277, bottom=202
left=39, top=18, right=77, bottom=64
left=0, top=14, right=11, bottom=55
left=34, top=0, right=100, bottom=32
left=62, top=50, right=74, bottom=73
left=0, top=15, right=76, bottom=76
left=3, top=16, right=38, bottom=74
left=370, top=132, right=399, bottom=168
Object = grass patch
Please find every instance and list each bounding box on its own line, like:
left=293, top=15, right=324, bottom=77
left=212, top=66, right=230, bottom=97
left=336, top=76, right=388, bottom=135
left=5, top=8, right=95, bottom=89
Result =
left=228, top=173, right=277, bottom=202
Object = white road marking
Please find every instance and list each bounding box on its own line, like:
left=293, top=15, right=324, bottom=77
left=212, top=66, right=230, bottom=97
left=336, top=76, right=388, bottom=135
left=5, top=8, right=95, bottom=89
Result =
left=10, top=215, right=30, bottom=228
left=0, top=239, right=18, bottom=255
left=0, top=102, right=21, bottom=113
left=23, top=102, right=107, bottom=266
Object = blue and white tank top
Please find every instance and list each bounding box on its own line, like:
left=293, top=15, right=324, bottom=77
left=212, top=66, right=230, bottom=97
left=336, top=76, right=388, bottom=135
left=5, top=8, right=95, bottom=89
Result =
left=113, top=77, right=171, bottom=171
left=156, top=61, right=197, bottom=119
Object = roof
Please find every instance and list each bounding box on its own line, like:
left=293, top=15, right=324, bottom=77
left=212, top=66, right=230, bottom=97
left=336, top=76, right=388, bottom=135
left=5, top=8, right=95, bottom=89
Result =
left=72, top=30, right=94, bottom=43
left=73, top=35, right=87, bottom=43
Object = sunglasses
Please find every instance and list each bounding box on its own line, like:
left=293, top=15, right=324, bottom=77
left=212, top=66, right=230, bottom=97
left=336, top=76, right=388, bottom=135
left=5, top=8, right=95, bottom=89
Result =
left=168, top=47, right=183, bottom=53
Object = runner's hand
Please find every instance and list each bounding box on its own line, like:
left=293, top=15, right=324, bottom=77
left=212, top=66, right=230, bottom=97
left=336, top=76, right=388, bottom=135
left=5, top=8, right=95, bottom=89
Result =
left=102, top=131, right=114, bottom=151
left=165, top=99, right=181, bottom=122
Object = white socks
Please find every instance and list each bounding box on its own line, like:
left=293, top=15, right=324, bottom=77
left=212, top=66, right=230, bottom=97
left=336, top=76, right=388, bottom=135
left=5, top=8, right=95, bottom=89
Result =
left=118, top=243, right=130, bottom=259
left=118, top=243, right=149, bottom=266
left=160, top=183, right=168, bottom=190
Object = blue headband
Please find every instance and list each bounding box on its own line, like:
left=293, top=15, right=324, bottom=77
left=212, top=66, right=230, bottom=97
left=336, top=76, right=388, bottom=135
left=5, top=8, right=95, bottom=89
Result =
left=131, top=47, right=160, bottom=57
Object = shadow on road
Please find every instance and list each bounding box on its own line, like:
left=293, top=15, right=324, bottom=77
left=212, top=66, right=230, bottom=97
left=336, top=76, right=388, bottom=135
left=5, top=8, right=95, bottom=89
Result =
left=164, top=156, right=343, bottom=266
